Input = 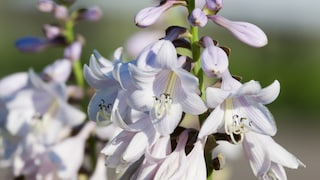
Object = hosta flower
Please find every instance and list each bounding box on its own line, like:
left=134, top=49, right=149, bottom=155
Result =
left=198, top=70, right=279, bottom=143
left=128, top=40, right=207, bottom=135
left=243, top=132, right=305, bottom=179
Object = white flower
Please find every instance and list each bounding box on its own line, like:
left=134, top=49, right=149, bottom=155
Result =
left=128, top=40, right=207, bottom=135
left=199, top=70, right=280, bottom=143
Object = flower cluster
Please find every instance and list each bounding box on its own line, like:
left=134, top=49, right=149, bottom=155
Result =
left=84, top=0, right=305, bottom=179
left=0, top=0, right=105, bottom=179
left=0, top=0, right=306, bottom=179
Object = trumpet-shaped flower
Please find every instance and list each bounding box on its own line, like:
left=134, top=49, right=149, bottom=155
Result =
left=128, top=40, right=207, bottom=135
left=242, top=132, right=305, bottom=179
left=198, top=70, right=279, bottom=143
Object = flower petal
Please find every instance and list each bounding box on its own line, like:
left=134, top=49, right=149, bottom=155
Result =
left=206, top=87, right=230, bottom=108
left=198, top=105, right=224, bottom=139
left=255, top=80, right=280, bottom=105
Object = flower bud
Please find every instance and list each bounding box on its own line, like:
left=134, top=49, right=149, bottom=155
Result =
left=206, top=0, right=223, bottom=12
left=37, top=0, right=55, bottom=13
left=54, top=5, right=68, bottom=20
left=64, top=41, right=83, bottom=62
left=43, top=24, right=61, bottom=39
left=15, top=36, right=51, bottom=53
left=200, top=36, right=229, bottom=77
left=189, top=8, right=208, bottom=27
left=76, top=6, right=102, bottom=22
left=209, top=15, right=268, bottom=47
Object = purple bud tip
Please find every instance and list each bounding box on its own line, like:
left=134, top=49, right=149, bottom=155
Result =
left=15, top=36, right=50, bottom=53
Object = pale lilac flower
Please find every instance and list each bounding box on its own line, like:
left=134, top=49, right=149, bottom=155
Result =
left=128, top=40, right=207, bottom=135
left=198, top=70, right=280, bottom=143
left=200, top=36, right=229, bottom=77
left=209, top=15, right=268, bottom=47
left=243, top=132, right=305, bottom=180
left=135, top=0, right=187, bottom=28
left=189, top=8, right=208, bottom=27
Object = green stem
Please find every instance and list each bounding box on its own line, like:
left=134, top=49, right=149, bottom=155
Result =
left=65, top=20, right=85, bottom=88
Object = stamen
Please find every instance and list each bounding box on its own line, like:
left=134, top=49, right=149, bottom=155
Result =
left=153, top=93, right=172, bottom=120
left=96, top=99, right=112, bottom=125
left=224, top=98, right=252, bottom=144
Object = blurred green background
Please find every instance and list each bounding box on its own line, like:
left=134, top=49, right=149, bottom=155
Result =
left=0, top=0, right=319, bottom=179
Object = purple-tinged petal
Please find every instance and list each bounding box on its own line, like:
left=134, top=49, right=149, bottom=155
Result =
left=128, top=63, right=157, bottom=90
left=134, top=2, right=174, bottom=28
left=127, top=90, right=154, bottom=112
left=255, top=80, right=280, bottom=105
left=175, top=68, right=200, bottom=93
left=198, top=105, right=224, bottom=139
left=237, top=97, right=277, bottom=136
left=189, top=8, right=208, bottom=27
left=54, top=5, right=68, bottom=20
left=153, top=40, right=178, bottom=69
left=210, top=15, right=268, bottom=47
left=43, top=24, right=61, bottom=39
left=206, top=87, right=230, bottom=108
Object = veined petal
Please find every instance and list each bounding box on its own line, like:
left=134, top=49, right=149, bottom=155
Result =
left=134, top=2, right=174, bottom=28
left=128, top=63, right=157, bottom=90
left=83, top=64, right=117, bottom=90
left=0, top=72, right=28, bottom=98
left=153, top=40, right=178, bottom=69
left=206, top=87, right=230, bottom=108
left=236, top=80, right=261, bottom=96
left=237, top=97, right=277, bottom=136
left=151, top=103, right=183, bottom=136
left=262, top=135, right=306, bottom=169
left=243, top=132, right=271, bottom=177
left=255, top=80, right=280, bottom=105
left=198, top=105, right=224, bottom=139
left=180, top=92, right=207, bottom=115
left=127, top=90, right=154, bottom=112
left=183, top=140, right=207, bottom=180
left=122, top=131, right=148, bottom=163
left=210, top=15, right=268, bottom=47
left=175, top=68, right=200, bottom=93
left=154, top=131, right=188, bottom=180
